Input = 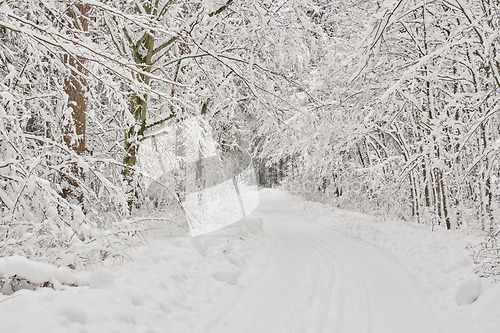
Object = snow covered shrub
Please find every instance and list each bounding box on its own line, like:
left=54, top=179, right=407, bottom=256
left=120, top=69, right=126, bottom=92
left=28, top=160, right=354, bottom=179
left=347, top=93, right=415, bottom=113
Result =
left=471, top=230, right=500, bottom=282
left=0, top=124, right=144, bottom=269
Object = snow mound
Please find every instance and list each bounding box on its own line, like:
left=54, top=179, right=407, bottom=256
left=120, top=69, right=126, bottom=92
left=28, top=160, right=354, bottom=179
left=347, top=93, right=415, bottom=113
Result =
left=0, top=255, right=88, bottom=293
left=59, top=306, right=89, bottom=325
left=456, top=276, right=481, bottom=305
left=89, top=269, right=115, bottom=289
left=211, top=270, right=241, bottom=285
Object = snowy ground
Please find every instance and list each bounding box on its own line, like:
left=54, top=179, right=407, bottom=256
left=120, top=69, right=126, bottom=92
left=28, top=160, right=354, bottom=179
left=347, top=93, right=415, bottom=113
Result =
left=1, top=189, right=499, bottom=332
left=0, top=217, right=270, bottom=332
left=209, top=190, right=438, bottom=333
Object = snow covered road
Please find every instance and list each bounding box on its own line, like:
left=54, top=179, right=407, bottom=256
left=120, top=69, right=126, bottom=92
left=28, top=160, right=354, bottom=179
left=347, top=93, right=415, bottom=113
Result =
left=208, top=190, right=439, bottom=333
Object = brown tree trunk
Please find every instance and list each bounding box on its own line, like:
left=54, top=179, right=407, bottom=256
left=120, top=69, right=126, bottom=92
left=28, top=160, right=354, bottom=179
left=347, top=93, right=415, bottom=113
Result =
left=61, top=4, right=89, bottom=204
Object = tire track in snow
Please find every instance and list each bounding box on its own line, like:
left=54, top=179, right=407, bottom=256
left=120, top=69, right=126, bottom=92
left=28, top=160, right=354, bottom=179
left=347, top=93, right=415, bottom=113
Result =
left=207, top=190, right=438, bottom=333
left=283, top=221, right=335, bottom=333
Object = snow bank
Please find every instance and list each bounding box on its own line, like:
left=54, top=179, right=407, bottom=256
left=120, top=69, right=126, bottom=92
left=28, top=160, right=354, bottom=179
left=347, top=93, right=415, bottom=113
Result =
left=291, top=193, right=500, bottom=333
left=0, top=218, right=270, bottom=333
left=0, top=256, right=89, bottom=294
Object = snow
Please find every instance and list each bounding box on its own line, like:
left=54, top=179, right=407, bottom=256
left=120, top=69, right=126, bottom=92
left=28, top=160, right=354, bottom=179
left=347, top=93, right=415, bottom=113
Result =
left=0, top=217, right=269, bottom=333
left=294, top=191, right=500, bottom=333
left=185, top=182, right=260, bottom=236
left=1, top=189, right=500, bottom=332
left=455, top=277, right=481, bottom=305
left=0, top=256, right=89, bottom=288
left=88, top=269, right=115, bottom=289
left=208, top=190, right=439, bottom=333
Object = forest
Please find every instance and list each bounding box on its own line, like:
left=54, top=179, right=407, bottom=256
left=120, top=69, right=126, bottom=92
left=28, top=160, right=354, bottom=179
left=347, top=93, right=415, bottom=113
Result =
left=1, top=0, right=500, bottom=289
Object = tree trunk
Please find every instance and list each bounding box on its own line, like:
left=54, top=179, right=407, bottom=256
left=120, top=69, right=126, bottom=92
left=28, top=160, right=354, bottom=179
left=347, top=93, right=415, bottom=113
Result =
left=61, top=4, right=89, bottom=204
left=175, top=121, right=187, bottom=202
left=122, top=23, right=154, bottom=211
left=122, top=93, right=148, bottom=211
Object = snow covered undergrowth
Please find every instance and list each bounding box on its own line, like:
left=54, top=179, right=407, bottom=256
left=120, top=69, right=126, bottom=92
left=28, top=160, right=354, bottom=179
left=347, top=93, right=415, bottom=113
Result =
left=293, top=193, right=500, bottom=333
left=0, top=218, right=270, bottom=333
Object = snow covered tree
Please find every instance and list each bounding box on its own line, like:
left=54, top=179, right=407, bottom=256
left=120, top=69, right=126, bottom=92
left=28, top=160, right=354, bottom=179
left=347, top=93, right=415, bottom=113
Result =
left=355, top=0, right=500, bottom=229
left=253, top=0, right=500, bottom=235
left=0, top=0, right=329, bottom=265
